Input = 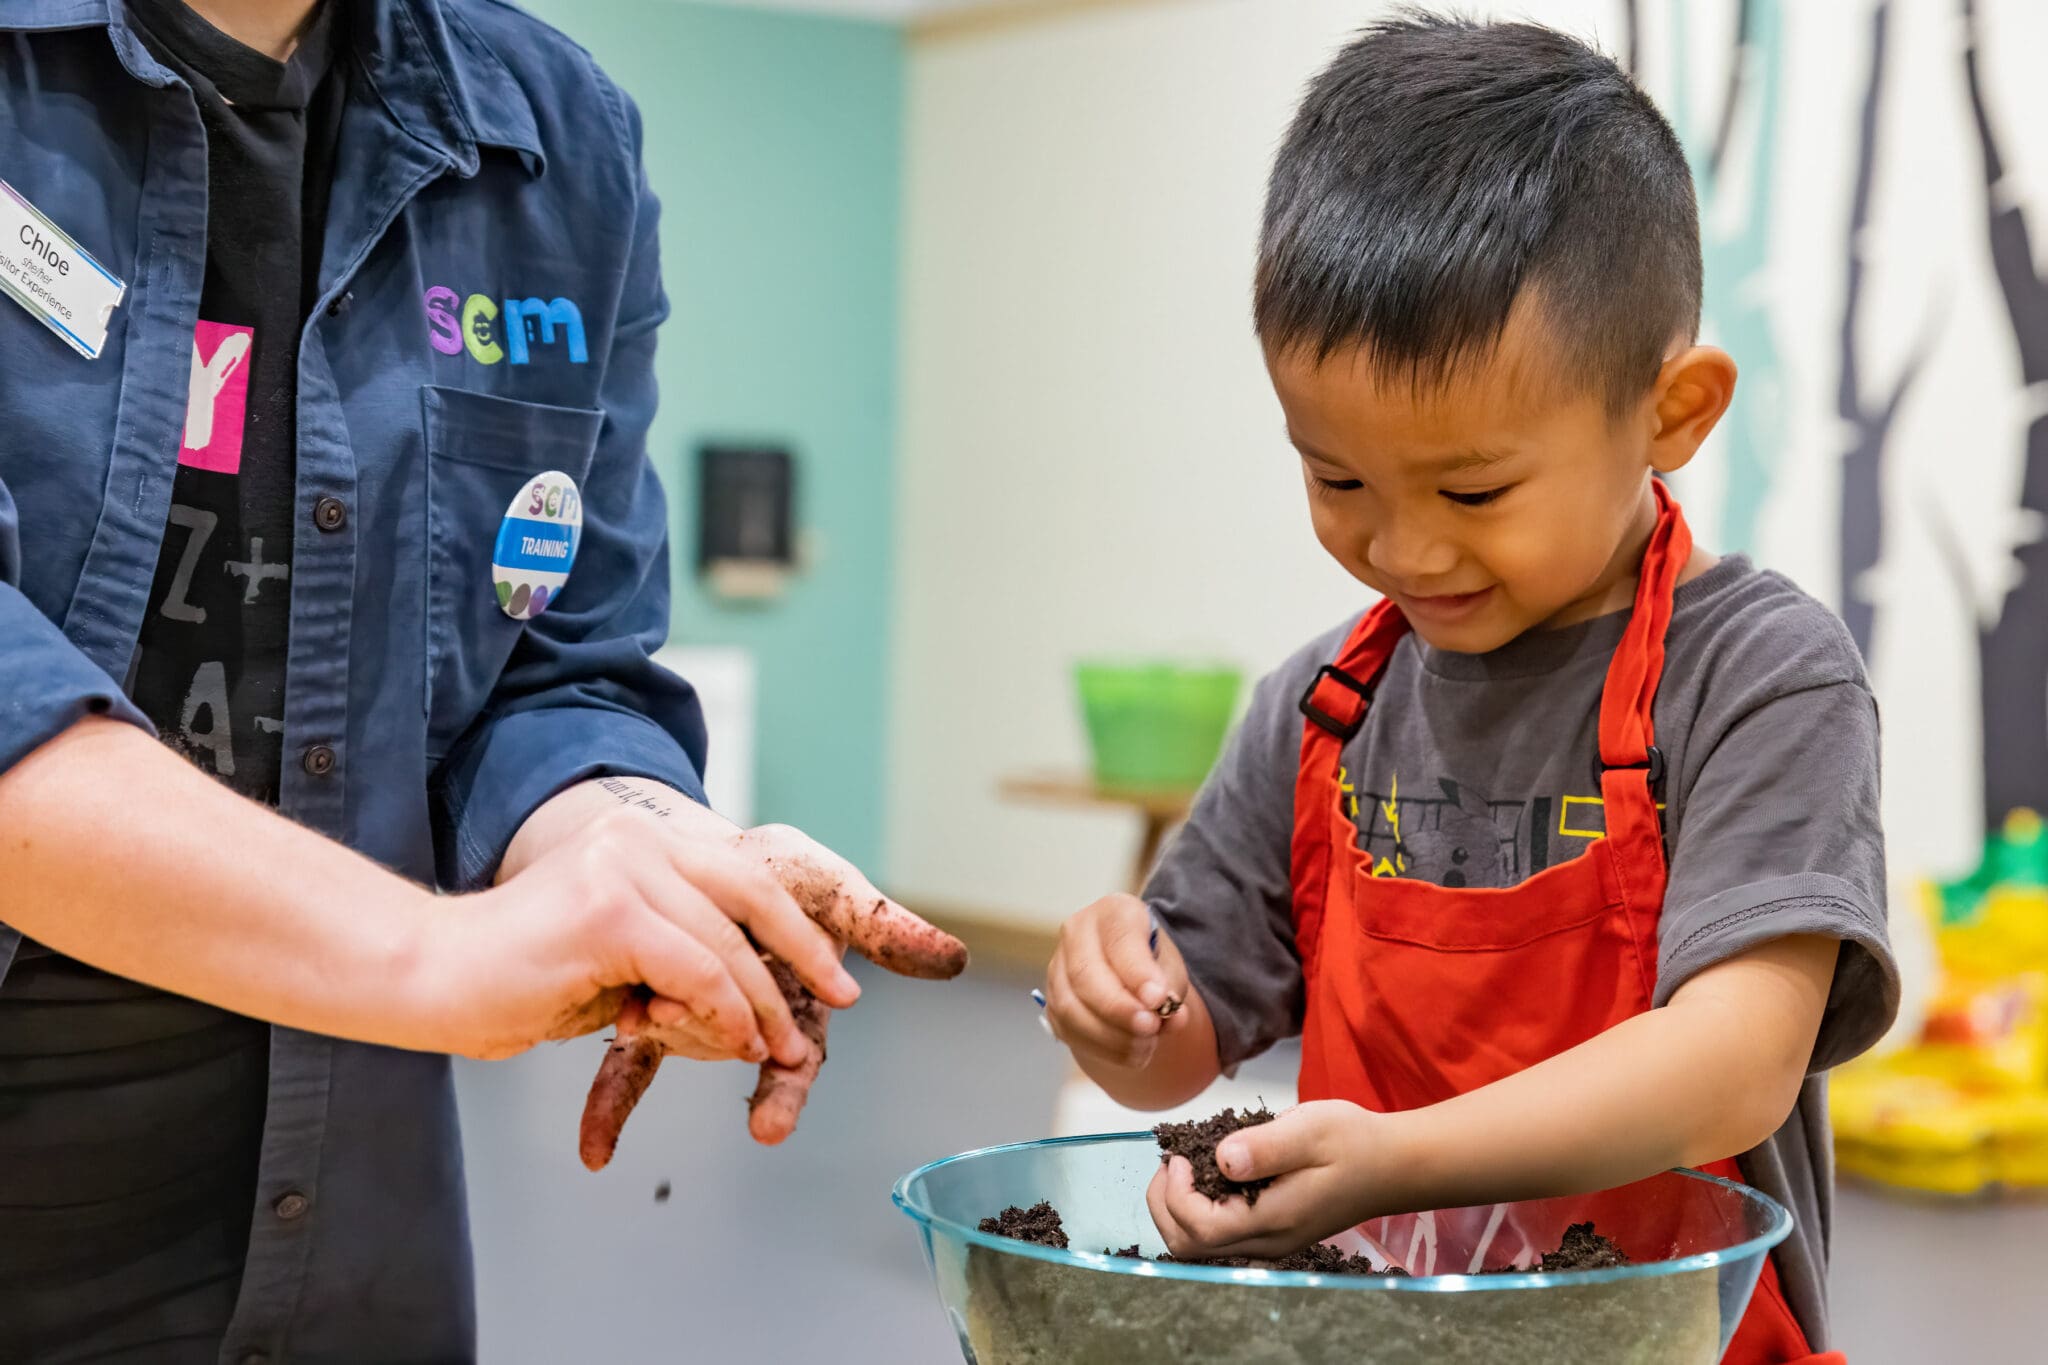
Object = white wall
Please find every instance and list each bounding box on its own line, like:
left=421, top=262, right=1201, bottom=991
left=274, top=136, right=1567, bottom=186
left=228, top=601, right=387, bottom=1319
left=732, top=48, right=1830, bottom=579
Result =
left=886, top=0, right=2048, bottom=925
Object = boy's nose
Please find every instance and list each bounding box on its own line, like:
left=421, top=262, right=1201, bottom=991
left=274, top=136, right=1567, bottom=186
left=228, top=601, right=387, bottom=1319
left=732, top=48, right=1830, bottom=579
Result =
left=1364, top=523, right=1458, bottom=583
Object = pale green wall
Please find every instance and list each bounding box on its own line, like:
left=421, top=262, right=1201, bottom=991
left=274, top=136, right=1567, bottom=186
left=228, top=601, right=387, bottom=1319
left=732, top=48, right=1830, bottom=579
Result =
left=519, top=0, right=903, bottom=872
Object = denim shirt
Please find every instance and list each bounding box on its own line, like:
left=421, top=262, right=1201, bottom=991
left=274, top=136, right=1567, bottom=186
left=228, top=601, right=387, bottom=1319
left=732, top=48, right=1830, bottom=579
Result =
left=0, top=1, right=707, bottom=1358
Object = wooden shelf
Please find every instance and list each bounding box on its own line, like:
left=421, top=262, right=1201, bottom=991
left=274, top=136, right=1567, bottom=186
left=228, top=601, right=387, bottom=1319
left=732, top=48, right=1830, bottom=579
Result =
left=998, top=770, right=1198, bottom=893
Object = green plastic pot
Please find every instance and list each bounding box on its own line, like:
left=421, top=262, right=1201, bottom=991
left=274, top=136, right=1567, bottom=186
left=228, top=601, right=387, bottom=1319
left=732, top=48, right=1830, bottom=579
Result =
left=1075, top=660, right=1242, bottom=791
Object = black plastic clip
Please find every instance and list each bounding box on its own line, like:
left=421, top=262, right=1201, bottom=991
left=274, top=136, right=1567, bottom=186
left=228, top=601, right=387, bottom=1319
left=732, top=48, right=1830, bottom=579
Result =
left=1299, top=664, right=1375, bottom=741
left=1596, top=745, right=1667, bottom=797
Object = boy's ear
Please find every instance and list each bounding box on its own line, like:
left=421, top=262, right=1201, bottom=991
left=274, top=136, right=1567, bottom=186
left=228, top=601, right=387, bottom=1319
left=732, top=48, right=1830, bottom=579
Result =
left=1645, top=345, right=1738, bottom=475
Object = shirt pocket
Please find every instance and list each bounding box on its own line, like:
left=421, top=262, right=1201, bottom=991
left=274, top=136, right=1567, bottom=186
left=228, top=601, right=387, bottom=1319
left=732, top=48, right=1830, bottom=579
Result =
left=421, top=385, right=603, bottom=756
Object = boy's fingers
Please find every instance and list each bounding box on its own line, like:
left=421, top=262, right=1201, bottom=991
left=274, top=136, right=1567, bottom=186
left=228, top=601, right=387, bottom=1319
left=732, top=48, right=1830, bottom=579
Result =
left=1146, top=1160, right=1200, bottom=1258
left=1150, top=921, right=1195, bottom=1006
left=1217, top=1109, right=1319, bottom=1184
left=1045, top=955, right=1151, bottom=1063
left=1096, top=899, right=1168, bottom=1006
left=1061, top=918, right=1161, bottom=1037
left=1162, top=1157, right=1261, bottom=1250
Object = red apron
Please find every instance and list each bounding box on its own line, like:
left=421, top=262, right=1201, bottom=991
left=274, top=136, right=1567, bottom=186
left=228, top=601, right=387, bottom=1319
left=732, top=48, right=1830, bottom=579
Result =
left=1288, top=484, right=1839, bottom=1364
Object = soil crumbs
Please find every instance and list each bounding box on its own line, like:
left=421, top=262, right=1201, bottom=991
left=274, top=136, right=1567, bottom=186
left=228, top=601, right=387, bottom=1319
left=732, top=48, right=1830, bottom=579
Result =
left=981, top=1203, right=1624, bottom=1279
left=1536, top=1221, right=1629, bottom=1272
left=1152, top=1106, right=1277, bottom=1204
left=978, top=1201, right=1069, bottom=1250
left=980, top=1203, right=1398, bottom=1276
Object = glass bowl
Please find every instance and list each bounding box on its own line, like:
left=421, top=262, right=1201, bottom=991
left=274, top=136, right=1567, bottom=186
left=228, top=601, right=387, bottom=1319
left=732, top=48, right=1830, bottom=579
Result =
left=894, top=1132, right=1791, bottom=1364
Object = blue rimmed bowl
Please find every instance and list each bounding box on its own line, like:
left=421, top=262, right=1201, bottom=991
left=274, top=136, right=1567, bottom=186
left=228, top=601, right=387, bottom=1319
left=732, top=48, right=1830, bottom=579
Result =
left=893, top=1132, right=1791, bottom=1364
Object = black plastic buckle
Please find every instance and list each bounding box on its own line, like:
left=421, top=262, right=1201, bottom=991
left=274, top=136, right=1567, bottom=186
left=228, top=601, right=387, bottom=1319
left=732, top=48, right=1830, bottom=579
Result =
left=1596, top=745, right=1667, bottom=796
left=1299, top=664, right=1375, bottom=741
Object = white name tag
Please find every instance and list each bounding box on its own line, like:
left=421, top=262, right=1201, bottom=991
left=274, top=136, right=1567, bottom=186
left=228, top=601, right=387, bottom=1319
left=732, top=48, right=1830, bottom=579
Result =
left=0, top=178, right=127, bottom=359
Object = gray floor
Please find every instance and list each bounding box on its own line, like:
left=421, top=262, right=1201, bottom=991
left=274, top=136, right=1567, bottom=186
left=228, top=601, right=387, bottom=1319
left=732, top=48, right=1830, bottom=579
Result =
left=1830, top=1183, right=2048, bottom=1360
left=456, top=963, right=2048, bottom=1362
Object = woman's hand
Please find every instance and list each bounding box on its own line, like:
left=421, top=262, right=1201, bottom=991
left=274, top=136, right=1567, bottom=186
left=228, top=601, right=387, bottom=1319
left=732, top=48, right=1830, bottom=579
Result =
left=533, top=796, right=968, bottom=1168
left=426, top=805, right=860, bottom=1063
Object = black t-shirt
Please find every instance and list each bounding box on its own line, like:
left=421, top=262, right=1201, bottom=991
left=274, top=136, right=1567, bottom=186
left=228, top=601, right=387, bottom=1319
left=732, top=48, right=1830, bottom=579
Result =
left=0, top=5, right=345, bottom=1359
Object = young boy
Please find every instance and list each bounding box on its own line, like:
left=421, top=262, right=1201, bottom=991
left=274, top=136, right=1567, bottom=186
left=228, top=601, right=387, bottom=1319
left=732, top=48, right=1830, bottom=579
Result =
left=1042, top=16, right=1896, bottom=1363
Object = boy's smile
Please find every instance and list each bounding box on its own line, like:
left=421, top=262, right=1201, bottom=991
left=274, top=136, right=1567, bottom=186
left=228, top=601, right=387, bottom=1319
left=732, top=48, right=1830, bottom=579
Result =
left=1267, top=301, right=1733, bottom=654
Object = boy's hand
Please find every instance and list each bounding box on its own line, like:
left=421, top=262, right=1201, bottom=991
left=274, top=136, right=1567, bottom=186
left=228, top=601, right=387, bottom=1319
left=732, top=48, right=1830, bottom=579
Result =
left=1045, top=894, right=1192, bottom=1069
left=1146, top=1100, right=1380, bottom=1260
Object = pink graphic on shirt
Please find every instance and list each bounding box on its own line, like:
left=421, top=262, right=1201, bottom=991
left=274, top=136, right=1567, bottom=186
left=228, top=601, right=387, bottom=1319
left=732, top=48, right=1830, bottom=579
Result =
left=179, top=320, right=254, bottom=474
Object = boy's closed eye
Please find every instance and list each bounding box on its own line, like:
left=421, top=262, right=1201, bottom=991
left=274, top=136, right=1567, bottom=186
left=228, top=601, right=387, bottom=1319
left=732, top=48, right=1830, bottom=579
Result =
left=1441, top=485, right=1512, bottom=507
left=1307, top=473, right=1514, bottom=507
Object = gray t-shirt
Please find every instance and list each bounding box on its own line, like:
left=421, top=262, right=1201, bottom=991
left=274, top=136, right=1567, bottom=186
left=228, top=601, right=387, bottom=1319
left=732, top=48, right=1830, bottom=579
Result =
left=1149, top=556, right=1899, bottom=1350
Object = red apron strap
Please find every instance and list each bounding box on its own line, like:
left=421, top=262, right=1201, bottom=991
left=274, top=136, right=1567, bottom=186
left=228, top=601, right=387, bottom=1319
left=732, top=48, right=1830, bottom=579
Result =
left=1290, top=600, right=1409, bottom=971
left=1596, top=480, right=1692, bottom=779
left=1593, top=483, right=1693, bottom=992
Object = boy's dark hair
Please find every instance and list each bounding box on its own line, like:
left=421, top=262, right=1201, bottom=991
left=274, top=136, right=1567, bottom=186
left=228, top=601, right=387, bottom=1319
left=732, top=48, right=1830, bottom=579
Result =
left=1255, top=12, right=1701, bottom=414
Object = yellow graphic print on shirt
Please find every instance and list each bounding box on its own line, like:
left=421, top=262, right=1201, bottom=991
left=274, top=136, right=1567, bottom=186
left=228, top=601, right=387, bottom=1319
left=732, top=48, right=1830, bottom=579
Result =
left=1347, top=768, right=1631, bottom=887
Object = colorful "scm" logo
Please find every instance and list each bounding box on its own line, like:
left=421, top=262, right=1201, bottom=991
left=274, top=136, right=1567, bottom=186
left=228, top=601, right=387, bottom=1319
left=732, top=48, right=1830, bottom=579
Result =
left=424, top=286, right=587, bottom=365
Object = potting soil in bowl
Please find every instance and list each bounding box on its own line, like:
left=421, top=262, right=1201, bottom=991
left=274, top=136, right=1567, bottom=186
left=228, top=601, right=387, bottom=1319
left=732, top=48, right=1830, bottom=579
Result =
left=894, top=1132, right=1791, bottom=1365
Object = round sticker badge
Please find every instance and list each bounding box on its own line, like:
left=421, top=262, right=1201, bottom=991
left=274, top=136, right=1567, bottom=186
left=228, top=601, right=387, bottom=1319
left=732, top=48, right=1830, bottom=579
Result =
left=493, top=470, right=583, bottom=620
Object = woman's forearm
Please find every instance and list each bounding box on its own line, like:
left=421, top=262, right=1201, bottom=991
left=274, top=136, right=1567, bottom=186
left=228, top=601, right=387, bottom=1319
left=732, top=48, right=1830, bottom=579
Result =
left=0, top=717, right=440, bottom=1048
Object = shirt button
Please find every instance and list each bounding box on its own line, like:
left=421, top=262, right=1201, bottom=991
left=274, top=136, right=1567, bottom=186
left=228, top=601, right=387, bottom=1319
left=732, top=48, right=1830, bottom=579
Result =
left=302, top=744, right=336, bottom=777
left=327, top=291, right=352, bottom=317
left=313, top=496, right=347, bottom=532
left=273, top=1190, right=310, bottom=1220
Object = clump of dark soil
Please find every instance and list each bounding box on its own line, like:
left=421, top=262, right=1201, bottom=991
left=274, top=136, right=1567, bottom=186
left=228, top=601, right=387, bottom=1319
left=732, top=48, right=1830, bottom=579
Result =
left=1152, top=1106, right=1277, bottom=1204
left=1536, top=1222, right=1629, bottom=1272
left=978, top=1201, right=1069, bottom=1249
left=1469, top=1221, right=1629, bottom=1275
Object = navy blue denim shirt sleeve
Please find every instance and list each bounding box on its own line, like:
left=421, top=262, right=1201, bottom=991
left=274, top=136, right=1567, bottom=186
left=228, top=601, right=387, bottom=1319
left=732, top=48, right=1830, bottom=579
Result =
left=0, top=485, right=154, bottom=775
left=428, top=85, right=706, bottom=891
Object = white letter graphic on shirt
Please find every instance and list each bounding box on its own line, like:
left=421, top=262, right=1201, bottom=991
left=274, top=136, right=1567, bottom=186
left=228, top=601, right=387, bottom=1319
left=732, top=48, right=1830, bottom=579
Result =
left=185, top=331, right=249, bottom=449
left=179, top=660, right=235, bottom=777
left=161, top=504, right=217, bottom=624
left=180, top=321, right=255, bottom=474
left=225, top=536, right=289, bottom=603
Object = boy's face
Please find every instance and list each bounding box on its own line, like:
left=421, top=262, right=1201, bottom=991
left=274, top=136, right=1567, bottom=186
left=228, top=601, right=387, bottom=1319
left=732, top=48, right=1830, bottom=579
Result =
left=1267, top=306, right=1712, bottom=654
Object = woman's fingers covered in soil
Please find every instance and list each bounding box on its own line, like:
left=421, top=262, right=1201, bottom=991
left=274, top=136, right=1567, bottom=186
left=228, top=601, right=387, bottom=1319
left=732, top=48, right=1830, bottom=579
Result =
left=661, top=828, right=863, bottom=1012
left=636, top=1001, right=766, bottom=1061
left=747, top=959, right=833, bottom=1145
left=738, top=824, right=969, bottom=981
left=626, top=855, right=808, bottom=1067
left=579, top=1026, right=667, bottom=1172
